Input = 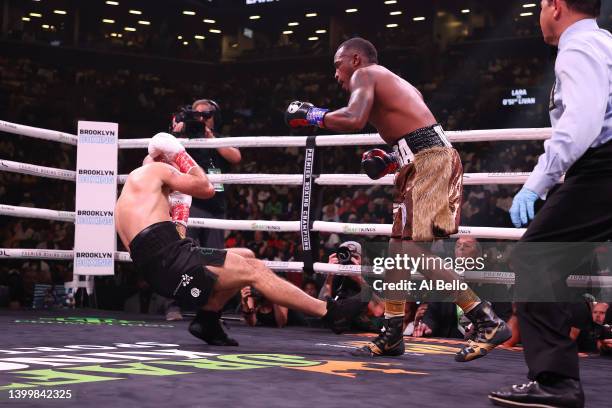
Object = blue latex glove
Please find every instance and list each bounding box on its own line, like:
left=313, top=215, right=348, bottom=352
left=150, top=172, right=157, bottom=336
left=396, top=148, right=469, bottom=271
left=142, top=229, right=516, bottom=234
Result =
left=509, top=188, right=539, bottom=228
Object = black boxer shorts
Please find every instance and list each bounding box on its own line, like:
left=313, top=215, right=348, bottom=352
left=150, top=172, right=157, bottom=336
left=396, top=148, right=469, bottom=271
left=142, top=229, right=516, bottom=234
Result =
left=129, top=221, right=227, bottom=309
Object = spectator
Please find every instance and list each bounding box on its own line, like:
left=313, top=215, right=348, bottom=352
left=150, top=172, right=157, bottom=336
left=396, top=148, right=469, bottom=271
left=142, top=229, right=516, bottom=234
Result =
left=240, top=282, right=307, bottom=328
left=571, top=302, right=611, bottom=353
left=318, top=241, right=384, bottom=332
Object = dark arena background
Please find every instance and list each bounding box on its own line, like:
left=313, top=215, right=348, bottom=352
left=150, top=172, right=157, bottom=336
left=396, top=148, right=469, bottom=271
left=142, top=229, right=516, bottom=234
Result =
left=1, top=1, right=612, bottom=407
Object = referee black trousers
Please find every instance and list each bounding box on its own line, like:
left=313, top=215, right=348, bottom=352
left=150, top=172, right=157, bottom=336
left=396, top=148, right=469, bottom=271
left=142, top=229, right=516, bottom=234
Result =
left=187, top=206, right=226, bottom=250
left=512, top=141, right=612, bottom=381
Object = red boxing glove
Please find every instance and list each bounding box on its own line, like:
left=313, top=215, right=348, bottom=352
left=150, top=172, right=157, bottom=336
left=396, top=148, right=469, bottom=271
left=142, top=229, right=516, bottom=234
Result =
left=173, top=151, right=197, bottom=174
left=148, top=132, right=197, bottom=174
left=169, top=191, right=192, bottom=228
left=361, top=149, right=399, bottom=180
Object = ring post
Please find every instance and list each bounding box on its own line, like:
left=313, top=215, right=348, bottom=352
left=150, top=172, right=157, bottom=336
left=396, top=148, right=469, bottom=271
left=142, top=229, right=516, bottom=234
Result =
left=70, top=121, right=119, bottom=299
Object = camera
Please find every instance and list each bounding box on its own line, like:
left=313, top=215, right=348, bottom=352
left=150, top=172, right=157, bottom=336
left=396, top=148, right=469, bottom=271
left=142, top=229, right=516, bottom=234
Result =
left=173, top=105, right=213, bottom=137
left=600, top=324, right=612, bottom=340
left=334, top=241, right=362, bottom=265
left=335, top=246, right=354, bottom=265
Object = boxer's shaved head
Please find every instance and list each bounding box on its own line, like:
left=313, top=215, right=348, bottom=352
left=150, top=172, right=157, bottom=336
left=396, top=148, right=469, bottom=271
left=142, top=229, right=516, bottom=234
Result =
left=337, top=37, right=378, bottom=64
left=334, top=37, right=378, bottom=91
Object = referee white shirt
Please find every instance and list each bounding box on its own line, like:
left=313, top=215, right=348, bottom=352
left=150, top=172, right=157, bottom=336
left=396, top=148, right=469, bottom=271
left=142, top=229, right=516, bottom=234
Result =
left=525, top=18, right=612, bottom=198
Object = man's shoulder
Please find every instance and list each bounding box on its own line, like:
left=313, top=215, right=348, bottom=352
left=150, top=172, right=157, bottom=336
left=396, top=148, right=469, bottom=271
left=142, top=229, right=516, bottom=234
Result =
left=142, top=162, right=174, bottom=175
left=356, top=64, right=390, bottom=77
left=128, top=162, right=175, bottom=185
left=352, top=64, right=384, bottom=80
left=561, top=28, right=612, bottom=57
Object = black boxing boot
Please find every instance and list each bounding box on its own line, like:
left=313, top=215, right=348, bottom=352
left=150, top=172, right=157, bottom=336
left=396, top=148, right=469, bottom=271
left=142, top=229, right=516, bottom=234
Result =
left=188, top=310, right=239, bottom=346
left=350, top=316, right=405, bottom=357
left=455, top=301, right=511, bottom=362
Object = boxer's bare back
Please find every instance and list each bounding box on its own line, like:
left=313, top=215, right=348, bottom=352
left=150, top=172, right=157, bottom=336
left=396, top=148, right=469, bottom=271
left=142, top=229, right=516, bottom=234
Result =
left=115, top=162, right=213, bottom=249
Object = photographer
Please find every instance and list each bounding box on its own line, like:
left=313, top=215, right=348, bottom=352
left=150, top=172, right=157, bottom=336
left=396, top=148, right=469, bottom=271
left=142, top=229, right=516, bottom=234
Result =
left=595, top=303, right=612, bottom=355
left=567, top=300, right=612, bottom=355
left=172, top=99, right=241, bottom=249
left=164, top=99, right=241, bottom=321
left=319, top=241, right=384, bottom=332
left=240, top=281, right=308, bottom=328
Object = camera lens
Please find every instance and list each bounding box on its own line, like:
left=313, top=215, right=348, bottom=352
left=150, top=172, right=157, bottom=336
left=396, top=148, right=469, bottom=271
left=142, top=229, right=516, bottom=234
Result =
left=336, top=247, right=353, bottom=265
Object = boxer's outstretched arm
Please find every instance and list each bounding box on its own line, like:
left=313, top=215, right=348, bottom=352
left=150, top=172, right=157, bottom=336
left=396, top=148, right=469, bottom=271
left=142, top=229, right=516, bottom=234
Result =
left=324, top=69, right=374, bottom=132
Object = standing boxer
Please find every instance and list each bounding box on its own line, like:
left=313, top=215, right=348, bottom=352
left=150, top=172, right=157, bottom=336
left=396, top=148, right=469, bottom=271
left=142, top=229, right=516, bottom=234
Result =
left=490, top=1, right=611, bottom=407
left=285, top=37, right=511, bottom=360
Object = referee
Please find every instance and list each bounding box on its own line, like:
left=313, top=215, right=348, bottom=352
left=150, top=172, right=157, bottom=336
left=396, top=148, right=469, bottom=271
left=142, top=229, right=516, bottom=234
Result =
left=490, top=1, right=611, bottom=407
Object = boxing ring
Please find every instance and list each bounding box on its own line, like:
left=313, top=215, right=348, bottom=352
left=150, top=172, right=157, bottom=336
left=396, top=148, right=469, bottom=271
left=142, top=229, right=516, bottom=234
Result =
left=1, top=120, right=610, bottom=290
left=2, top=120, right=612, bottom=407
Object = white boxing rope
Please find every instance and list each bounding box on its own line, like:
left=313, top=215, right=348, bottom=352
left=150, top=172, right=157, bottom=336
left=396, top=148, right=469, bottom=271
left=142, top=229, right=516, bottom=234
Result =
left=0, top=161, right=551, bottom=187
left=313, top=221, right=392, bottom=236
left=0, top=248, right=75, bottom=261
left=0, top=248, right=304, bottom=272
left=313, top=262, right=364, bottom=276
left=311, top=221, right=528, bottom=240
left=0, top=159, right=76, bottom=181
left=119, top=173, right=304, bottom=186
left=115, top=251, right=132, bottom=262
left=0, top=204, right=75, bottom=222
left=3, top=118, right=552, bottom=147
left=454, top=226, right=526, bottom=240
left=118, top=136, right=309, bottom=149
left=316, top=174, right=394, bottom=186
left=462, top=172, right=531, bottom=185
left=204, top=173, right=304, bottom=185
left=317, top=173, right=546, bottom=186
left=116, top=128, right=553, bottom=149
left=567, top=275, right=612, bottom=289
left=3, top=248, right=610, bottom=287
left=1, top=120, right=78, bottom=145
left=188, top=217, right=300, bottom=232
left=300, top=264, right=612, bottom=288
left=0, top=203, right=526, bottom=239
left=447, top=127, right=552, bottom=143
left=263, top=260, right=306, bottom=272
left=120, top=172, right=533, bottom=186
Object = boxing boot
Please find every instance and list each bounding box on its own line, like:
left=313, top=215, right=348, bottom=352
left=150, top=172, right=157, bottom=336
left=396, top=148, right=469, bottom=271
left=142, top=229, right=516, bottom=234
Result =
left=455, top=301, right=512, bottom=362
left=350, top=316, right=405, bottom=357
left=188, top=310, right=239, bottom=346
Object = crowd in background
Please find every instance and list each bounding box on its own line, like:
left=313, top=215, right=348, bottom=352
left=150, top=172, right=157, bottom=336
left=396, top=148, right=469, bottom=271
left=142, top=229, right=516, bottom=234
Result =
left=1, top=22, right=611, bottom=354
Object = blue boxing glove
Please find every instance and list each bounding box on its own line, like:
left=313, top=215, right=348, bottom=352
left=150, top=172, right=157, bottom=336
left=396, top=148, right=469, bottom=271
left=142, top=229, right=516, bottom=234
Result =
left=509, top=188, right=539, bottom=228
left=285, top=101, right=328, bottom=128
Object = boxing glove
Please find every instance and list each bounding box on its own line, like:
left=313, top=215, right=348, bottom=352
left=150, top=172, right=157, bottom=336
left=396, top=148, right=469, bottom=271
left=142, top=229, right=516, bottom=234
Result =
left=361, top=149, right=400, bottom=180
left=148, top=132, right=197, bottom=173
left=285, top=101, right=328, bottom=128
left=169, top=191, right=192, bottom=238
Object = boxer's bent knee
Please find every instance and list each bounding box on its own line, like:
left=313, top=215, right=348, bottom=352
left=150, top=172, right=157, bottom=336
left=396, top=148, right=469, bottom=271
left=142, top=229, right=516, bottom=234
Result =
left=208, top=252, right=257, bottom=287
left=244, top=258, right=268, bottom=274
